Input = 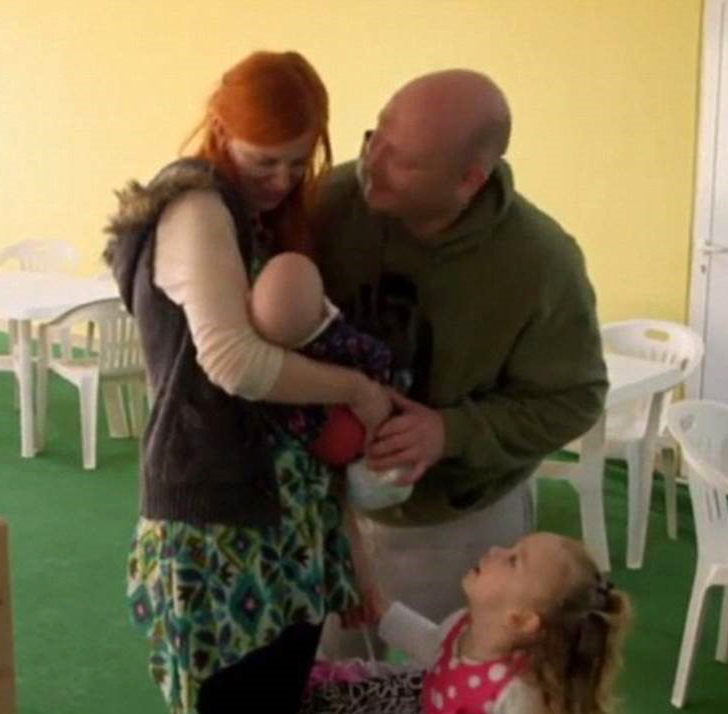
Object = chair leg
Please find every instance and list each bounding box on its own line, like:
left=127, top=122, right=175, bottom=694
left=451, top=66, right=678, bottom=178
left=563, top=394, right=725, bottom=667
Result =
left=626, top=439, right=655, bottom=569
left=35, top=330, right=50, bottom=452
left=58, top=326, right=73, bottom=359
left=79, top=373, right=100, bottom=470
left=145, top=375, right=155, bottom=410
left=9, top=320, right=19, bottom=411
left=577, top=485, right=610, bottom=573
left=127, top=380, right=147, bottom=438
left=662, top=446, right=679, bottom=540
left=528, top=474, right=539, bottom=519
left=8, top=320, right=18, bottom=348
left=0, top=520, right=18, bottom=714
left=576, top=415, right=610, bottom=572
left=671, top=567, right=709, bottom=708
left=102, top=382, right=129, bottom=438
left=628, top=391, right=668, bottom=569
left=717, top=586, right=728, bottom=664
left=16, top=321, right=35, bottom=458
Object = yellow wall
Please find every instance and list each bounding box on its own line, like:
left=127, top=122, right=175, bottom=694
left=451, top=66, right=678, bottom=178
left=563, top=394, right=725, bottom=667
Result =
left=0, top=0, right=702, bottom=322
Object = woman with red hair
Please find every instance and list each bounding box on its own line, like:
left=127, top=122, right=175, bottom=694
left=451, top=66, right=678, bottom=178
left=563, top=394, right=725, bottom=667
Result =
left=104, top=51, right=390, bottom=713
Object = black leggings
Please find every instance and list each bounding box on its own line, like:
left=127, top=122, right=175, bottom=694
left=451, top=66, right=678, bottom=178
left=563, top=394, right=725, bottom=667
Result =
left=196, top=621, right=323, bottom=713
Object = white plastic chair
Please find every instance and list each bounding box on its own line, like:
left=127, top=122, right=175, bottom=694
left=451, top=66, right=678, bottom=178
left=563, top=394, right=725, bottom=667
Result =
left=0, top=239, right=79, bottom=272
left=534, top=320, right=704, bottom=571
left=35, top=298, right=148, bottom=469
left=0, top=239, right=81, bottom=397
left=666, top=399, right=728, bottom=708
left=600, top=320, right=704, bottom=566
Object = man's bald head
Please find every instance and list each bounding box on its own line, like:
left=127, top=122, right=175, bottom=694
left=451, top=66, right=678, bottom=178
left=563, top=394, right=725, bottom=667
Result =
left=388, top=69, right=511, bottom=175
left=360, top=69, right=511, bottom=236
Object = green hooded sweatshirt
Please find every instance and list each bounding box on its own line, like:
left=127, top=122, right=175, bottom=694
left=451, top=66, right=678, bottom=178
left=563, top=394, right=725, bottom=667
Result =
left=315, top=159, right=608, bottom=526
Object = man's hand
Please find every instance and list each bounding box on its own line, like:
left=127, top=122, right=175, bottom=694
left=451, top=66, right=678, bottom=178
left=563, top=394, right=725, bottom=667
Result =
left=365, top=390, right=445, bottom=484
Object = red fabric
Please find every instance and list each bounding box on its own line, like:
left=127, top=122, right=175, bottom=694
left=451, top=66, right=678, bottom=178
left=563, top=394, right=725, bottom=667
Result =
left=310, top=405, right=365, bottom=466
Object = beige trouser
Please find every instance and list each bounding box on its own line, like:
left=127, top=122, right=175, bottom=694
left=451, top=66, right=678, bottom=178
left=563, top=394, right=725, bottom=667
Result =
left=319, top=481, right=534, bottom=659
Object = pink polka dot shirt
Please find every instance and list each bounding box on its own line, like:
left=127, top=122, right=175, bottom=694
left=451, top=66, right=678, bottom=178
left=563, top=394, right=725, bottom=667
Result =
left=421, top=613, right=527, bottom=714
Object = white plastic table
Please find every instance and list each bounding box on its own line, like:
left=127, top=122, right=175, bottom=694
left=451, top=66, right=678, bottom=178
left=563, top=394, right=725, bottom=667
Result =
left=539, top=352, right=683, bottom=572
left=0, top=271, right=118, bottom=457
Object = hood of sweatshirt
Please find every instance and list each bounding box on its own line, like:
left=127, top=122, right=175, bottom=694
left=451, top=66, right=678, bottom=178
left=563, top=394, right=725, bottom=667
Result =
left=425, top=159, right=516, bottom=263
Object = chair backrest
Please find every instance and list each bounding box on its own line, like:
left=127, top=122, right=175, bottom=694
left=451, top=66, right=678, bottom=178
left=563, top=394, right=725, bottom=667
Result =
left=601, top=320, right=704, bottom=375
left=601, top=320, right=705, bottom=434
left=49, top=298, right=144, bottom=376
left=667, top=400, right=728, bottom=553
left=0, top=239, right=79, bottom=272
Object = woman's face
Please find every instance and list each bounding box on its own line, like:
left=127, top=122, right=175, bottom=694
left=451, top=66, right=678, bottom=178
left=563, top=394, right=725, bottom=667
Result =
left=226, top=129, right=317, bottom=212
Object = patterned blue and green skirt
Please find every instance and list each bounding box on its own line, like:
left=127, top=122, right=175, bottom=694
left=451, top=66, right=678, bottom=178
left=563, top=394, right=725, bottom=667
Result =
left=126, top=433, right=358, bottom=713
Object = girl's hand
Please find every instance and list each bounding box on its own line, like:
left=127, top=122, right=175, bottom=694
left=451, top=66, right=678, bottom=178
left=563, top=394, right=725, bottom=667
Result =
left=339, top=583, right=386, bottom=629
left=340, top=504, right=388, bottom=629
left=349, top=376, right=392, bottom=444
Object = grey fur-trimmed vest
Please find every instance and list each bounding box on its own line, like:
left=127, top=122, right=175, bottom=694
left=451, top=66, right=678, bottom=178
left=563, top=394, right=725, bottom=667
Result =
left=104, top=158, right=280, bottom=527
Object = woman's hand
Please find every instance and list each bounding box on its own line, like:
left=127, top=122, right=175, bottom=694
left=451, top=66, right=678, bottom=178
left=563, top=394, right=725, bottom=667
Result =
left=348, top=376, right=392, bottom=444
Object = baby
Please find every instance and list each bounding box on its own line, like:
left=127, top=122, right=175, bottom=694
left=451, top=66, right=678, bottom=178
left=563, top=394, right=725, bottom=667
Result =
left=249, top=251, right=413, bottom=510
left=304, top=532, right=631, bottom=714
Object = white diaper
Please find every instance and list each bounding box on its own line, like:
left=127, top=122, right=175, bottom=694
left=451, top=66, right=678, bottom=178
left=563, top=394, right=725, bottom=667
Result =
left=346, top=459, right=413, bottom=511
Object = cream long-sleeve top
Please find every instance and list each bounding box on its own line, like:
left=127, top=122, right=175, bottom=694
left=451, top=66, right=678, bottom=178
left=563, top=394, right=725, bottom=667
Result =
left=378, top=602, right=544, bottom=714
left=154, top=189, right=284, bottom=400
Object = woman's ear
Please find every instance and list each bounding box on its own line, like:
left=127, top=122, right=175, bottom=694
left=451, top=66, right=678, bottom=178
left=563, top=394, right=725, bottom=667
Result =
left=506, top=608, right=542, bottom=637
left=211, top=117, right=228, bottom=147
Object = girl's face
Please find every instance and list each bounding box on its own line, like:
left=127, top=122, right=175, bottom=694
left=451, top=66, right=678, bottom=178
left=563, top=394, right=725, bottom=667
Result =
left=226, top=129, right=317, bottom=212
left=462, top=532, right=577, bottom=618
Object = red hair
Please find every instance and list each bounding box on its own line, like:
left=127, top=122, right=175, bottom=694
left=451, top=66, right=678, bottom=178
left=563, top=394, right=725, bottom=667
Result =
left=184, top=51, right=332, bottom=254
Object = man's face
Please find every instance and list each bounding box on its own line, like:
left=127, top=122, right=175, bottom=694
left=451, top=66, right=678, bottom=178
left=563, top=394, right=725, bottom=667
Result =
left=358, top=98, right=464, bottom=226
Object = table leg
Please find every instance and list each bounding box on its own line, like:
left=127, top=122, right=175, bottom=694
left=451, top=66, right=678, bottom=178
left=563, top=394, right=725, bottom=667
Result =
left=577, top=414, right=610, bottom=572
left=0, top=519, right=17, bottom=714
left=16, top=320, right=35, bottom=458
left=626, top=390, right=666, bottom=569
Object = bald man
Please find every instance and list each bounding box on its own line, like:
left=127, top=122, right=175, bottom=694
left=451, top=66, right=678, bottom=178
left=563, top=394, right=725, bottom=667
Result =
left=315, top=70, right=608, bottom=657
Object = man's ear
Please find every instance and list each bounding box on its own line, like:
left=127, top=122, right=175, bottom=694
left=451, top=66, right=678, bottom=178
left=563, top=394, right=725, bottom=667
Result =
left=506, top=608, right=542, bottom=637
left=460, top=162, right=488, bottom=204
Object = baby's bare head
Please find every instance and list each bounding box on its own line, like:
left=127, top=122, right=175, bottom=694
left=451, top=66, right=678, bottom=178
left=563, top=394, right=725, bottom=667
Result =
left=250, top=252, right=325, bottom=347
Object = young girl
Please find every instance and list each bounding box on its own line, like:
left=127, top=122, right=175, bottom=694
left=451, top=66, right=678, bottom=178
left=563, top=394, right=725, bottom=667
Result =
left=305, top=531, right=631, bottom=714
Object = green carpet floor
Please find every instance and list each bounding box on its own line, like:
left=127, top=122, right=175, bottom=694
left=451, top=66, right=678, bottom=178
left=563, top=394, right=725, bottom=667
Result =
left=0, top=367, right=726, bottom=713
